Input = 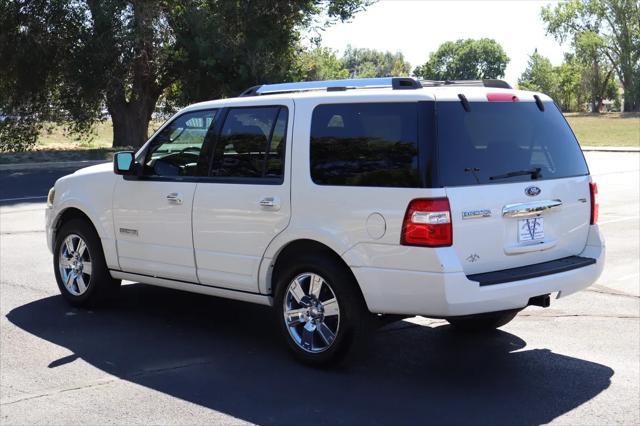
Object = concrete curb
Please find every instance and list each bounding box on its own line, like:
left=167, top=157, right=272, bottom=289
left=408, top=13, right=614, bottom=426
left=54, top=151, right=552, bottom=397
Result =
left=0, top=160, right=108, bottom=172
left=581, top=146, right=640, bottom=152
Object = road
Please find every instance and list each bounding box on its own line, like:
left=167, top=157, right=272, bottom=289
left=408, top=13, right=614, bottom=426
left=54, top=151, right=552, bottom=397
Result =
left=1, top=152, right=638, bottom=425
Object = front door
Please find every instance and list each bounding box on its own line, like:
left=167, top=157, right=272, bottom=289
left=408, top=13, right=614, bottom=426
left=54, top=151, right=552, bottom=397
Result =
left=113, top=109, right=218, bottom=282
left=192, top=103, right=292, bottom=293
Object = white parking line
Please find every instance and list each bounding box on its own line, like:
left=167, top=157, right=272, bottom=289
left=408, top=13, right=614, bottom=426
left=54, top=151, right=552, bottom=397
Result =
left=0, top=196, right=46, bottom=202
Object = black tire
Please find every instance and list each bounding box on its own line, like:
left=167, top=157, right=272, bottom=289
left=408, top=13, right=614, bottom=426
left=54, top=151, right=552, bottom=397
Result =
left=446, top=309, right=520, bottom=332
left=53, top=218, right=121, bottom=307
left=273, top=254, right=372, bottom=367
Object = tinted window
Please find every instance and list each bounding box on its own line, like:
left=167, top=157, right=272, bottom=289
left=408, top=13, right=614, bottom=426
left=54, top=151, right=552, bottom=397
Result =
left=210, top=107, right=287, bottom=180
left=436, top=101, right=588, bottom=186
left=310, top=103, right=420, bottom=187
left=145, top=109, right=217, bottom=177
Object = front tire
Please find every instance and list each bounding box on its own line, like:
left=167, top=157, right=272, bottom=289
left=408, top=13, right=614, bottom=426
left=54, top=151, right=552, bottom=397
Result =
left=446, top=309, right=520, bottom=332
left=53, top=218, right=120, bottom=307
left=274, top=255, right=371, bottom=367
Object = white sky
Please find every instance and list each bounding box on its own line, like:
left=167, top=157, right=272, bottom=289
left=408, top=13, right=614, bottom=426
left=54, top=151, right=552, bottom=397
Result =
left=319, top=0, right=570, bottom=85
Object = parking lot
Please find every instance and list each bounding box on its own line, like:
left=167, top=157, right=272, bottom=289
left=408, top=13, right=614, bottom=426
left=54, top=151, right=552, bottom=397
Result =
left=1, top=151, right=638, bottom=425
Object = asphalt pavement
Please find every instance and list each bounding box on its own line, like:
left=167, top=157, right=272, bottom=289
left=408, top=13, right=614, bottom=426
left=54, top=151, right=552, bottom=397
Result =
left=0, top=152, right=638, bottom=425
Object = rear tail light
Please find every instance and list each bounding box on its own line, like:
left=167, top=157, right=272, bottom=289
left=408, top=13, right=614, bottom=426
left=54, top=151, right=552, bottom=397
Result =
left=401, top=198, right=452, bottom=247
left=487, top=92, right=519, bottom=102
left=590, top=182, right=599, bottom=224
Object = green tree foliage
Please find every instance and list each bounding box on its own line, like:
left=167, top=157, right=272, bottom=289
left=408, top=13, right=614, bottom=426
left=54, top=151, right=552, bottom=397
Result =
left=518, top=49, right=618, bottom=112
left=294, top=47, right=349, bottom=81
left=341, top=45, right=411, bottom=77
left=0, top=0, right=369, bottom=151
left=542, top=0, right=639, bottom=111
left=414, top=39, right=509, bottom=80
left=518, top=51, right=559, bottom=96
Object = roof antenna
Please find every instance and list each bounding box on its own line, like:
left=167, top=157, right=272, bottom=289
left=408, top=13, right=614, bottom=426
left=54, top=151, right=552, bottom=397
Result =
left=533, top=94, right=545, bottom=111
left=458, top=94, right=471, bottom=112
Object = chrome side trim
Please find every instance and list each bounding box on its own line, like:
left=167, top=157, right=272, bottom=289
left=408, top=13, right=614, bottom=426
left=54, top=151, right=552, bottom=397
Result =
left=502, top=199, right=562, bottom=218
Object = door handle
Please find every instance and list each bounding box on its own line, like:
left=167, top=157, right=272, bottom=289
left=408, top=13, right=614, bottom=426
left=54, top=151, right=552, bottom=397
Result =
left=259, top=196, right=280, bottom=210
left=166, top=192, right=183, bottom=205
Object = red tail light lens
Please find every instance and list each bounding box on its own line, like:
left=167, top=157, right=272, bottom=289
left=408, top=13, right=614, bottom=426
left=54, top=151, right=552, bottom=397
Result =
left=401, top=198, right=452, bottom=247
left=590, top=182, right=599, bottom=225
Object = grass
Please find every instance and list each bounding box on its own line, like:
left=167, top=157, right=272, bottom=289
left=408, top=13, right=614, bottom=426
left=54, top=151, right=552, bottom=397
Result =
left=565, top=113, right=640, bottom=147
left=1, top=113, right=638, bottom=164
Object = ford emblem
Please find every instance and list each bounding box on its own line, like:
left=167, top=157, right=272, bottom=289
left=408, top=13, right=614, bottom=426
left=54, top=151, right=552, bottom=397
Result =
left=525, top=186, right=541, bottom=197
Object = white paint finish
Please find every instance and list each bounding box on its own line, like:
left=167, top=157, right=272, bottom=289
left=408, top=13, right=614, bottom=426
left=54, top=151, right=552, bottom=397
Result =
left=45, top=163, right=119, bottom=268
left=445, top=175, right=592, bottom=275
left=192, top=99, right=294, bottom=293
left=109, top=270, right=272, bottom=306
left=112, top=178, right=198, bottom=282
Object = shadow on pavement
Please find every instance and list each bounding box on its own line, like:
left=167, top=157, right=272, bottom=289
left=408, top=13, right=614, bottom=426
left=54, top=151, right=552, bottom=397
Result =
left=7, top=284, right=613, bottom=425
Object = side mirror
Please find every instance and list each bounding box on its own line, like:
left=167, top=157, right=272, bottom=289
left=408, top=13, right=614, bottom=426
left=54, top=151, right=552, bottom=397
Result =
left=113, top=151, right=136, bottom=176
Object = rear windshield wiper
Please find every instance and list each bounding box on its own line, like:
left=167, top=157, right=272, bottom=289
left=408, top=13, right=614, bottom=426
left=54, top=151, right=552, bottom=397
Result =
left=489, top=167, right=541, bottom=181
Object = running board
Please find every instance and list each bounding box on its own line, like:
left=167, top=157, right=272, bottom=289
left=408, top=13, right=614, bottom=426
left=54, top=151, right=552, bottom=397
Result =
left=109, top=270, right=273, bottom=306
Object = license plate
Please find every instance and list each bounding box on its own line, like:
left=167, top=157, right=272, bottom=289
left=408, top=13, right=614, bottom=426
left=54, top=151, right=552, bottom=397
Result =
left=518, top=217, right=544, bottom=242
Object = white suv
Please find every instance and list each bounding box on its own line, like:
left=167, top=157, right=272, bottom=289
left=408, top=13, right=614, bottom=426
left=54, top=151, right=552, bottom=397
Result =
left=46, top=77, right=605, bottom=365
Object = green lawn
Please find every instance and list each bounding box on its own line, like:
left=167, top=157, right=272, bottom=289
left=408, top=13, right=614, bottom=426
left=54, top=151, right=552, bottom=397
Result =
left=565, top=113, right=640, bottom=147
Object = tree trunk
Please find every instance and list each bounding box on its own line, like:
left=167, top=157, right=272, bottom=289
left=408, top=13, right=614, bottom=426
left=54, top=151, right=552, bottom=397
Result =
left=111, top=106, right=151, bottom=149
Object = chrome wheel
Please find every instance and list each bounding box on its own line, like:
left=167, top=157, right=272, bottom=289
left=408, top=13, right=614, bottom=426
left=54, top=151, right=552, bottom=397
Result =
left=58, top=233, right=92, bottom=296
left=283, top=272, right=340, bottom=353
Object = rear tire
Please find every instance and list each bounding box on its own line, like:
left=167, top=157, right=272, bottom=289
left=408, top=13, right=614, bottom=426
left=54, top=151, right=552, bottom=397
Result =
left=446, top=309, right=520, bottom=332
left=53, top=218, right=120, bottom=307
left=273, top=254, right=372, bottom=367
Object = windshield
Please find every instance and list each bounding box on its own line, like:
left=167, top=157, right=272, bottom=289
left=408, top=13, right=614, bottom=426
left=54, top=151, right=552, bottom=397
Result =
left=435, top=101, right=589, bottom=186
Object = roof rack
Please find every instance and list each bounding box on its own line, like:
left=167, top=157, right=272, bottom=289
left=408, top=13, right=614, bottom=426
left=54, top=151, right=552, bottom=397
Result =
left=419, top=79, right=512, bottom=89
left=238, top=77, right=511, bottom=97
left=239, top=77, right=422, bottom=97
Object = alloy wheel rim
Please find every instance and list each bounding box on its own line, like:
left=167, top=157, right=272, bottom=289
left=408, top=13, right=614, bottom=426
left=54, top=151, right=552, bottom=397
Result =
left=283, top=272, right=340, bottom=353
left=58, top=234, right=92, bottom=296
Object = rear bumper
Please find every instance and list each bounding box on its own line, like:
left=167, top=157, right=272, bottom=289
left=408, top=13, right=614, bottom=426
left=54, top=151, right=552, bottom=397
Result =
left=351, top=225, right=605, bottom=317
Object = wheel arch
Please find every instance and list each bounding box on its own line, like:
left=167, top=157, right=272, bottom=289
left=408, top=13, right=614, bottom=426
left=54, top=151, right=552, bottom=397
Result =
left=52, top=207, right=100, bottom=247
left=266, top=239, right=369, bottom=311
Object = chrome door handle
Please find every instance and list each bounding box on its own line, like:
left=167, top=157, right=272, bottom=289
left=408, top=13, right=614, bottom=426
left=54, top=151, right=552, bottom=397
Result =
left=166, top=192, right=183, bottom=205
left=259, top=196, right=280, bottom=209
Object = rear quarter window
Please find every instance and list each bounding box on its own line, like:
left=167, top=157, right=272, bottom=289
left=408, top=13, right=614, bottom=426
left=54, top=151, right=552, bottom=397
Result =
left=436, top=101, right=589, bottom=186
left=310, top=103, right=420, bottom=187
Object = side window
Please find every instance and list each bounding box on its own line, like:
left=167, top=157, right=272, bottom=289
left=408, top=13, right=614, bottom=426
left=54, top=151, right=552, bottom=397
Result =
left=210, top=106, right=287, bottom=181
left=310, top=103, right=420, bottom=187
left=144, top=109, right=217, bottom=177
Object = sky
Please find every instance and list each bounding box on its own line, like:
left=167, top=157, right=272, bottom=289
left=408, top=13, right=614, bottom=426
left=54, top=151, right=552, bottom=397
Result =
left=319, top=0, right=570, bottom=85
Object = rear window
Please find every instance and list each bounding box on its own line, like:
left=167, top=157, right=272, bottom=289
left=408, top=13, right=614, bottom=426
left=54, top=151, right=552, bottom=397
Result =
left=310, top=103, right=420, bottom=187
left=436, top=101, right=588, bottom=186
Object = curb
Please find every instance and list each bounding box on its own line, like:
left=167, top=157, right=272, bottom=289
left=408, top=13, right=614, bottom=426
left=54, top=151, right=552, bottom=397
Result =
left=581, top=146, right=640, bottom=152
left=0, top=160, right=108, bottom=172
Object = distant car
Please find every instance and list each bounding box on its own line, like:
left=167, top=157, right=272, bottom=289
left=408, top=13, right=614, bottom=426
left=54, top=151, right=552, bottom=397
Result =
left=45, top=77, right=605, bottom=365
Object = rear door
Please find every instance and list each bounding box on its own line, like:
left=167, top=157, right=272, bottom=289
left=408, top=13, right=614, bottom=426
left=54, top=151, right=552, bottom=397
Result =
left=436, top=98, right=592, bottom=274
left=192, top=103, right=292, bottom=293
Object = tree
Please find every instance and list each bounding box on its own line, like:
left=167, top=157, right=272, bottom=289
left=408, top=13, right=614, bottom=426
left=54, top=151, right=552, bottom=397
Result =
left=518, top=50, right=560, bottom=97
left=294, top=47, right=349, bottom=81
left=0, top=0, right=369, bottom=151
left=542, top=0, right=639, bottom=111
left=414, top=38, right=509, bottom=80
left=341, top=45, right=411, bottom=78
left=555, top=54, right=587, bottom=111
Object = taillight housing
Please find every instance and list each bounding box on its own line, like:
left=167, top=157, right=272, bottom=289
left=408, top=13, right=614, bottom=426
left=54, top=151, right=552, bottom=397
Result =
left=401, top=198, right=452, bottom=247
left=590, top=182, right=599, bottom=225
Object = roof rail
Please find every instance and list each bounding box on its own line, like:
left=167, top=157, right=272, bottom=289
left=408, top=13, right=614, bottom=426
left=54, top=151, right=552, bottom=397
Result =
left=419, top=79, right=512, bottom=89
left=238, top=77, right=422, bottom=97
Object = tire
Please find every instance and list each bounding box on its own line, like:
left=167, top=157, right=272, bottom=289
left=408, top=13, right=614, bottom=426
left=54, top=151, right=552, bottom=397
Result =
left=446, top=309, right=520, bottom=332
left=53, top=218, right=120, bottom=307
left=273, top=254, right=372, bottom=367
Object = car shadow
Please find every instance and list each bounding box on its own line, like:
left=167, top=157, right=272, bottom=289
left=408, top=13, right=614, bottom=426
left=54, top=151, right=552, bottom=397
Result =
left=7, top=284, right=613, bottom=425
